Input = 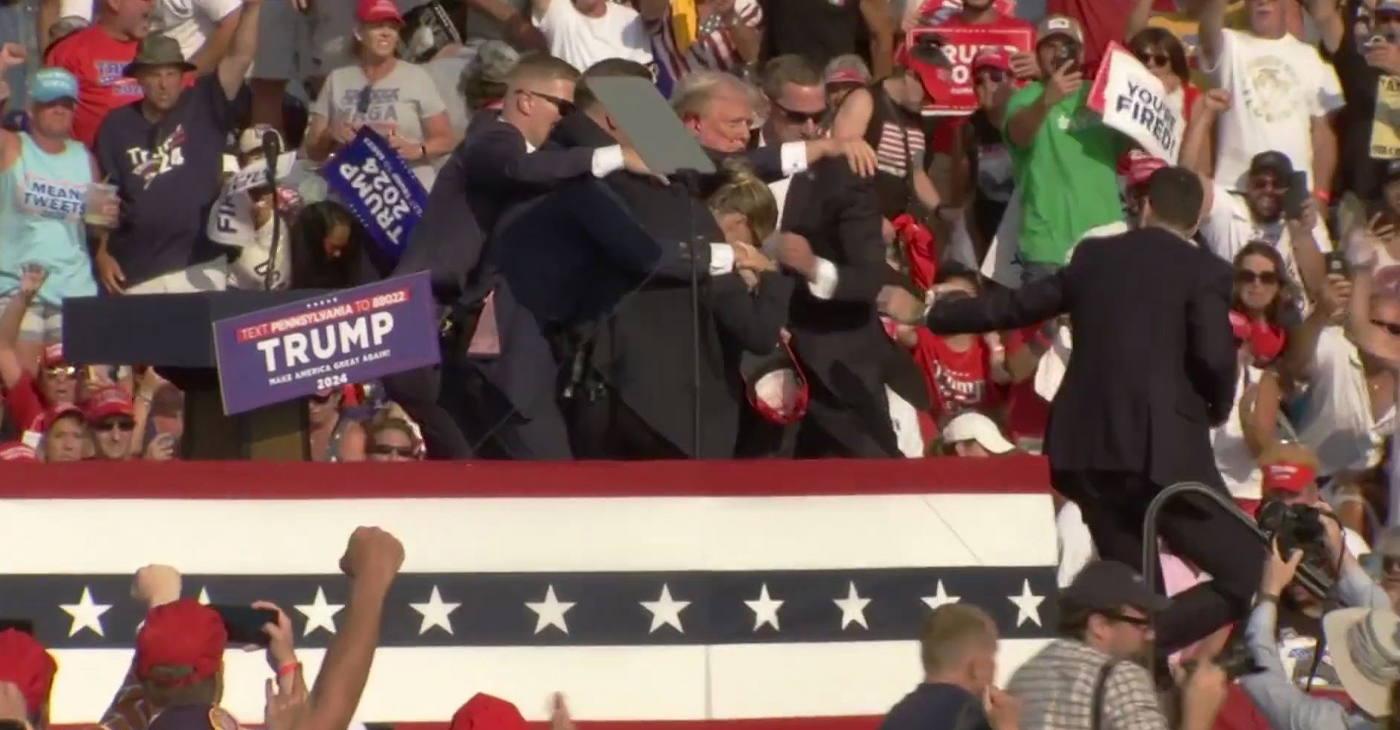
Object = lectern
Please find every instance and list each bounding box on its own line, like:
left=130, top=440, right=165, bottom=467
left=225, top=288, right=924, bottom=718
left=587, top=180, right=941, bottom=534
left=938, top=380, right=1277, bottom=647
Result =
left=64, top=290, right=326, bottom=460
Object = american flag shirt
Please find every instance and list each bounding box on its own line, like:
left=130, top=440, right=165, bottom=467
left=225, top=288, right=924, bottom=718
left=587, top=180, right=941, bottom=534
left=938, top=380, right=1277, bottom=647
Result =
left=646, top=0, right=762, bottom=90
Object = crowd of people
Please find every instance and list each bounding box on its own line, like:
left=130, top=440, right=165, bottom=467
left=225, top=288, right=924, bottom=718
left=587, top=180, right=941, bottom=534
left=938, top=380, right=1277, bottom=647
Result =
left=1, top=0, right=1400, bottom=706
left=0, top=0, right=1383, bottom=478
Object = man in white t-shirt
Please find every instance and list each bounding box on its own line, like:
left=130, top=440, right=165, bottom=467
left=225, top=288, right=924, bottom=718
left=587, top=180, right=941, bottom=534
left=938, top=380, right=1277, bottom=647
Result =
left=1201, top=151, right=1330, bottom=299
left=532, top=0, right=652, bottom=72
left=1198, top=0, right=1344, bottom=194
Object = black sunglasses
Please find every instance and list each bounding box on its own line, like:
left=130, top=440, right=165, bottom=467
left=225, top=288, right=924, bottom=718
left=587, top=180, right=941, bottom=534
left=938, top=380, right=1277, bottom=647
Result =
left=370, top=444, right=415, bottom=457
left=522, top=89, right=576, bottom=116
left=1373, top=319, right=1400, bottom=336
left=773, top=102, right=826, bottom=126
left=93, top=418, right=136, bottom=433
left=356, top=86, right=373, bottom=115
left=1235, top=269, right=1279, bottom=285
left=1135, top=51, right=1171, bottom=68
left=1100, top=610, right=1152, bottom=627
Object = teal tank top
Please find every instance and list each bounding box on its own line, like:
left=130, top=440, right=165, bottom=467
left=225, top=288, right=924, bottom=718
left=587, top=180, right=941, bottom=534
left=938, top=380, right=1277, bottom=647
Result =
left=0, top=132, right=99, bottom=306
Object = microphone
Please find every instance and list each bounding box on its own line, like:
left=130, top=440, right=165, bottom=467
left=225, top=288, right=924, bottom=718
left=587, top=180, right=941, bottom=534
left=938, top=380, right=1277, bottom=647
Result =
left=261, top=128, right=283, bottom=291
left=261, top=128, right=281, bottom=188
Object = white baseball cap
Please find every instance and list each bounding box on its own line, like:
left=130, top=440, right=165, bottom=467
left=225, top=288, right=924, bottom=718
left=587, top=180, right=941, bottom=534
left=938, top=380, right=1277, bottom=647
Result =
left=942, top=412, right=1015, bottom=454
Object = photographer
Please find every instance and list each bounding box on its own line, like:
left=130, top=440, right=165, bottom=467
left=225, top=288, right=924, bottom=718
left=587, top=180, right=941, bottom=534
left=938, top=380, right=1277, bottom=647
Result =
left=1008, top=561, right=1230, bottom=730
left=1241, top=539, right=1398, bottom=730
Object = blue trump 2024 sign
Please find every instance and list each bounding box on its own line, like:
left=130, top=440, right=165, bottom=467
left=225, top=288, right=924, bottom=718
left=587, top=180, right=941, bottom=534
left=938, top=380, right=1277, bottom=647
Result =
left=320, top=127, right=427, bottom=262
left=212, top=272, right=440, bottom=415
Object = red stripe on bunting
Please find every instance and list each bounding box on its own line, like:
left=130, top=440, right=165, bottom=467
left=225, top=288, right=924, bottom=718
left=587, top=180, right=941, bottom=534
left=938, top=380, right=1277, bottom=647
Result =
left=0, top=456, right=1051, bottom=499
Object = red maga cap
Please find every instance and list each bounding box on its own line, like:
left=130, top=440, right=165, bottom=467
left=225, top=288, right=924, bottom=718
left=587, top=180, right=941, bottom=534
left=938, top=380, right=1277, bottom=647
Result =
left=0, top=629, right=57, bottom=717
left=41, top=343, right=63, bottom=368
left=356, top=0, right=404, bottom=24
left=84, top=385, right=134, bottom=422
left=1262, top=463, right=1317, bottom=493
left=448, top=694, right=526, bottom=730
left=136, top=599, right=227, bottom=686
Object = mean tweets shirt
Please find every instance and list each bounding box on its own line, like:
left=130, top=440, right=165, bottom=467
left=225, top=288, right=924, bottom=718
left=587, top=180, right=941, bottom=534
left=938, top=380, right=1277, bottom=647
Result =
left=94, top=74, right=234, bottom=287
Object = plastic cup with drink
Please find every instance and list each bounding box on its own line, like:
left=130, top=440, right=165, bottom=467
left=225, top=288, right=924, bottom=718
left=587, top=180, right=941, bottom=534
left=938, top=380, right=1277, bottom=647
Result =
left=84, top=181, right=119, bottom=228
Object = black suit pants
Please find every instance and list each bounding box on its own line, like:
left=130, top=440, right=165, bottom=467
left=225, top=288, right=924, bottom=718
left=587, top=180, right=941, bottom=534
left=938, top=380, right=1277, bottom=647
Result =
left=1052, top=469, right=1265, bottom=653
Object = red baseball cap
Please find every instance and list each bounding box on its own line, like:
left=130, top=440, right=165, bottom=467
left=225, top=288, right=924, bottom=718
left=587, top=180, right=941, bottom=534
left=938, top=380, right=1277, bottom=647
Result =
left=85, top=386, right=134, bottom=422
left=0, top=441, right=38, bottom=461
left=136, top=599, right=227, bottom=686
left=356, top=0, right=404, bottom=24
left=41, top=404, right=82, bottom=432
left=448, top=694, right=526, bottom=730
left=897, top=38, right=954, bottom=102
left=1262, top=463, right=1317, bottom=493
left=0, top=629, right=58, bottom=717
left=972, top=48, right=1011, bottom=73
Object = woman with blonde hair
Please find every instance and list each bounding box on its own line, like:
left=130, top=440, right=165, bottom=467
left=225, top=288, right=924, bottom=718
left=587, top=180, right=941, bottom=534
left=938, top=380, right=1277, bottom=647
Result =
left=305, top=0, right=460, bottom=191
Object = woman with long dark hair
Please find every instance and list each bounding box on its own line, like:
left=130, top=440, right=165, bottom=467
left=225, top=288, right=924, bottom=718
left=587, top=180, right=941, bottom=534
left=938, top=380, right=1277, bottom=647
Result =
left=1215, top=241, right=1294, bottom=501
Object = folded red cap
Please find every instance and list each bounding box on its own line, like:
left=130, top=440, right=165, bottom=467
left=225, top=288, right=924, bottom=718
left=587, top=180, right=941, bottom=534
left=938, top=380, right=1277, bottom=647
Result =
left=41, top=343, right=63, bottom=368
left=1249, top=320, right=1286, bottom=365
left=0, top=629, right=58, bottom=717
left=448, top=694, right=526, bottom=730
left=136, top=599, right=227, bottom=686
left=1262, top=463, right=1317, bottom=493
left=85, top=385, right=134, bottom=422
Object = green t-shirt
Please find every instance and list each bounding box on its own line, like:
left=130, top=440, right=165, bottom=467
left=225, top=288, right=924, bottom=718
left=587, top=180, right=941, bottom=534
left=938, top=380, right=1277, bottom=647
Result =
left=1003, top=82, right=1124, bottom=265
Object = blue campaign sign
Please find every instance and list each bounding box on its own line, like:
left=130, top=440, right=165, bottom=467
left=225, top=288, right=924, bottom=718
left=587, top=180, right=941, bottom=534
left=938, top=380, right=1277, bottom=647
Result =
left=212, top=272, right=441, bottom=415
left=319, top=127, right=428, bottom=262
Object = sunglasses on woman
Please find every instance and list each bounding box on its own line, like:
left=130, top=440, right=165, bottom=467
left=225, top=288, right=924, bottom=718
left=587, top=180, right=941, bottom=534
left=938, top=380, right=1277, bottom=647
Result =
left=1235, top=269, right=1279, bottom=285
left=1135, top=50, right=1172, bottom=69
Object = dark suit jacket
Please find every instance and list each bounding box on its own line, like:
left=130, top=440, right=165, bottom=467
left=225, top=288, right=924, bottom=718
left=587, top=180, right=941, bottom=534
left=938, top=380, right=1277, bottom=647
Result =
left=924, top=227, right=1238, bottom=488
left=395, top=115, right=597, bottom=304
left=778, top=156, right=901, bottom=453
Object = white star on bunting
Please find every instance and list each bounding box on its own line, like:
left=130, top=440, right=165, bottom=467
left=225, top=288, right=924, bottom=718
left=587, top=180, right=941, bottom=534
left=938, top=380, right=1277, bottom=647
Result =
left=833, top=581, right=871, bottom=630
left=295, top=587, right=344, bottom=636
left=1009, top=580, right=1045, bottom=627
left=197, top=587, right=212, bottom=605
left=60, top=586, right=111, bottom=637
left=640, top=584, right=690, bottom=633
left=526, top=585, right=575, bottom=634
left=921, top=580, right=961, bottom=611
left=744, top=583, right=784, bottom=632
left=410, top=586, right=460, bottom=635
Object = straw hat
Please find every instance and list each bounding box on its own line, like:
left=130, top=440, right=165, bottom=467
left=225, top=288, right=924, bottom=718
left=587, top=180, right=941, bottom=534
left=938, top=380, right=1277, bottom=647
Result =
left=1323, top=607, right=1400, bottom=717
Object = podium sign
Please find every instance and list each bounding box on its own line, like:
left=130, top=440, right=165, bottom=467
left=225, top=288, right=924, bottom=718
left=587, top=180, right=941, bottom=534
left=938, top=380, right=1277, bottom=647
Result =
left=213, top=272, right=440, bottom=415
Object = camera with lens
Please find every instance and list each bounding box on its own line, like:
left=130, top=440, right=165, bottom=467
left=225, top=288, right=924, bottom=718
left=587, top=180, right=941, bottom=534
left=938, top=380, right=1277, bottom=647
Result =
left=1256, top=499, right=1333, bottom=575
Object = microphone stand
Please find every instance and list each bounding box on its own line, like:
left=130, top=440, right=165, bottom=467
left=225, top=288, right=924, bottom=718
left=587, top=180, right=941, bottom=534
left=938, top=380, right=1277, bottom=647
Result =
left=261, top=130, right=283, bottom=291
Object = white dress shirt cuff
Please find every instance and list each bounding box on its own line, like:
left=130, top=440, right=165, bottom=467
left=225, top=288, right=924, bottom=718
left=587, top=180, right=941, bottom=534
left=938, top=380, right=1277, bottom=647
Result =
left=592, top=145, right=626, bottom=177
left=807, top=257, right=839, bottom=299
left=780, top=141, right=809, bottom=177
left=709, top=243, right=735, bottom=275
